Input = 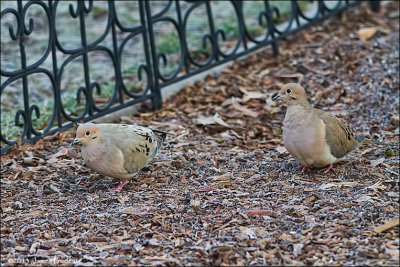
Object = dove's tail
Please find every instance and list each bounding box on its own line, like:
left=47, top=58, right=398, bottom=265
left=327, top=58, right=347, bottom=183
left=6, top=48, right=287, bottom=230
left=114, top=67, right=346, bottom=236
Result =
left=151, top=128, right=173, bottom=139
left=152, top=131, right=166, bottom=157
left=158, top=132, right=167, bottom=143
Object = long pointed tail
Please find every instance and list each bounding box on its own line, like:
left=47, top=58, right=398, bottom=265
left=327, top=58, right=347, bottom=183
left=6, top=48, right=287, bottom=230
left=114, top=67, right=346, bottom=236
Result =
left=152, top=131, right=166, bottom=157
left=151, top=128, right=173, bottom=140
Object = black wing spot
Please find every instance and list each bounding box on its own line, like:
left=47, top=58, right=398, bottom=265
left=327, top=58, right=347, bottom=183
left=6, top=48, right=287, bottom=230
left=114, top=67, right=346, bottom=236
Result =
left=136, top=147, right=140, bottom=152
left=122, top=124, right=127, bottom=127
left=146, top=147, right=150, bottom=152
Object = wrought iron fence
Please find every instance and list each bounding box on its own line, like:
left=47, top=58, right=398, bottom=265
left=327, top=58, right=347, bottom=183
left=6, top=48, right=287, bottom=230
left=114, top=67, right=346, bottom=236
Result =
left=1, top=0, right=379, bottom=154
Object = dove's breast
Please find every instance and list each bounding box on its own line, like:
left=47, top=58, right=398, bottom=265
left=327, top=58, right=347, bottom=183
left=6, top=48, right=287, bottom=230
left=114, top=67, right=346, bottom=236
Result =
left=82, top=142, right=134, bottom=179
left=283, top=106, right=337, bottom=168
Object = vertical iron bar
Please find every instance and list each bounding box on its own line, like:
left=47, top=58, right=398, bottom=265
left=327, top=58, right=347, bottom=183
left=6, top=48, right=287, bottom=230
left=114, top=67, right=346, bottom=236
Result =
left=205, top=1, right=218, bottom=61
left=144, top=1, right=162, bottom=109
left=49, top=0, right=62, bottom=128
left=18, top=1, right=31, bottom=139
left=234, top=1, right=247, bottom=51
left=139, top=1, right=155, bottom=103
left=294, top=1, right=300, bottom=27
left=109, top=1, right=123, bottom=104
left=318, top=1, right=325, bottom=17
left=369, top=1, right=380, bottom=12
left=264, top=1, right=279, bottom=56
left=175, top=0, right=189, bottom=75
left=78, top=1, right=93, bottom=115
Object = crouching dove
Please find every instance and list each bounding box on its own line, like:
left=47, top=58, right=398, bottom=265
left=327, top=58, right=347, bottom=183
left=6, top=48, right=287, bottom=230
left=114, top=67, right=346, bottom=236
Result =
left=71, top=123, right=166, bottom=191
left=272, top=83, right=364, bottom=172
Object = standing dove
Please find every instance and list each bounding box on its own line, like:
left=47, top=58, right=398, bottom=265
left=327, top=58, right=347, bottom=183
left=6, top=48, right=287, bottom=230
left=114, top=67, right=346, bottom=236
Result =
left=272, top=83, right=364, bottom=172
left=71, top=123, right=165, bottom=191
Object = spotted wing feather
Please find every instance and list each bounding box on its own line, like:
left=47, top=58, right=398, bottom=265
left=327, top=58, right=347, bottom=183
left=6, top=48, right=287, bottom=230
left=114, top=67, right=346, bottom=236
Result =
left=317, top=111, right=363, bottom=158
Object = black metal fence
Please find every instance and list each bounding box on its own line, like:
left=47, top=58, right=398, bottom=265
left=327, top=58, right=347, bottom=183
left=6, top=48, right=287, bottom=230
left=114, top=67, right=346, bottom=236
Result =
left=1, top=0, right=378, bottom=153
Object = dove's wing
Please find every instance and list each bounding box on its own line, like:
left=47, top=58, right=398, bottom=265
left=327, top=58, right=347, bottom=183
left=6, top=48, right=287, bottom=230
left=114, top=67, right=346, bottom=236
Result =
left=99, top=124, right=165, bottom=174
left=317, top=111, right=363, bottom=159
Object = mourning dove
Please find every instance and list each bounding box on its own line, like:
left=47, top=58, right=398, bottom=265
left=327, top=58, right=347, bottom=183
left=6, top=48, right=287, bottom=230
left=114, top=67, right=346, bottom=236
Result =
left=272, top=83, right=364, bottom=172
left=71, top=123, right=165, bottom=191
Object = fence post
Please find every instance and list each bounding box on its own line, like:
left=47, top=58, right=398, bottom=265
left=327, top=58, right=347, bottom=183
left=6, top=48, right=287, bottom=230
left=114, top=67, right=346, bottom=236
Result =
left=369, top=1, right=380, bottom=12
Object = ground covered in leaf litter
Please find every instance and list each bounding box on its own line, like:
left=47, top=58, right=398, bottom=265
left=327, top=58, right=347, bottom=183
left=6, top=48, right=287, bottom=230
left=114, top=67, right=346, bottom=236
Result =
left=1, top=2, right=399, bottom=266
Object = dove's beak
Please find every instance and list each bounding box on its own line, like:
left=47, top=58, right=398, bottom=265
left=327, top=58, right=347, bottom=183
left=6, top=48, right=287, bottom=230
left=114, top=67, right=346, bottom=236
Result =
left=272, top=94, right=283, bottom=101
left=70, top=138, right=80, bottom=146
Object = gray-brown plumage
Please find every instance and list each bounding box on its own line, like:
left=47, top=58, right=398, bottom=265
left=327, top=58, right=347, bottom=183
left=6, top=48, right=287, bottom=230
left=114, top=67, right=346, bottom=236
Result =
left=272, top=83, right=363, bottom=172
left=71, top=123, right=165, bottom=191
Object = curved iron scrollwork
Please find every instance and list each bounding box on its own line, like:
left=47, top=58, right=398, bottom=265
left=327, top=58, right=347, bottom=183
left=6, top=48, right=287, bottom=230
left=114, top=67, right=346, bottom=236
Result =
left=1, top=0, right=373, bottom=153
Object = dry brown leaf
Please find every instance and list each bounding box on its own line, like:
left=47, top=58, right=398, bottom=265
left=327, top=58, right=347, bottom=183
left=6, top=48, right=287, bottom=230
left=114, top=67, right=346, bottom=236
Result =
left=230, top=100, right=259, bottom=117
left=274, top=73, right=304, bottom=83
left=141, top=177, right=155, bottom=184
left=190, top=199, right=200, bottom=207
left=35, top=249, right=57, bottom=256
left=119, top=207, right=137, bottom=214
left=373, top=218, right=399, bottom=234
left=257, top=69, right=271, bottom=79
left=239, top=226, right=257, bottom=239
left=92, top=244, right=119, bottom=253
left=29, top=242, right=40, bottom=254
left=196, top=187, right=216, bottom=192
left=357, top=27, right=377, bottom=41
left=238, top=87, right=266, bottom=103
left=276, top=146, right=288, bottom=154
left=195, top=113, right=231, bottom=128
left=145, top=256, right=182, bottom=265
left=370, top=157, right=385, bottom=168
left=320, top=183, right=337, bottom=190
left=303, top=195, right=317, bottom=202
left=47, top=147, right=69, bottom=163
left=356, top=195, right=373, bottom=203
left=246, top=209, right=274, bottom=216
left=211, top=173, right=232, bottom=181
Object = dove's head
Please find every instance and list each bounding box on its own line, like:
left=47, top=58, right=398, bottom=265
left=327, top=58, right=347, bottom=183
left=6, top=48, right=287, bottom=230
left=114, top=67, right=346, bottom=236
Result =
left=272, top=83, right=310, bottom=106
left=71, top=123, right=101, bottom=146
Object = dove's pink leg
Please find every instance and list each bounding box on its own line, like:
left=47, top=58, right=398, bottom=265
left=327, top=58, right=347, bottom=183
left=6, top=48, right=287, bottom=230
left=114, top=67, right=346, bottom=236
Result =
left=296, top=165, right=310, bottom=172
left=321, top=164, right=334, bottom=173
left=112, top=180, right=128, bottom=192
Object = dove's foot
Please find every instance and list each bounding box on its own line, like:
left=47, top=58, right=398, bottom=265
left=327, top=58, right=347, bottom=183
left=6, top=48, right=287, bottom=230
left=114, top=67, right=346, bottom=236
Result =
left=112, top=180, right=128, bottom=192
left=296, top=165, right=310, bottom=172
left=321, top=164, right=334, bottom=173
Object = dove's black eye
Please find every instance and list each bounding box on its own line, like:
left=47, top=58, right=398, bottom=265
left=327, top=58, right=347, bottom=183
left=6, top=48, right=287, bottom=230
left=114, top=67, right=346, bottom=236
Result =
left=286, top=89, right=292, bottom=94
left=85, top=131, right=90, bottom=136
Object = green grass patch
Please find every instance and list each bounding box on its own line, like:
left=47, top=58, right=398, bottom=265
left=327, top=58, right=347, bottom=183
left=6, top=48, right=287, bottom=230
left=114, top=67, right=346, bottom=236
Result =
left=157, top=32, right=181, bottom=55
